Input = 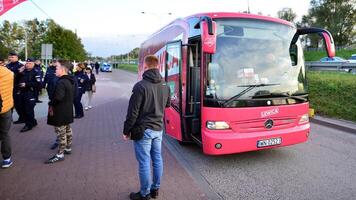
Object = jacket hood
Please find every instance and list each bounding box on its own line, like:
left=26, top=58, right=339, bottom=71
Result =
left=143, top=68, right=163, bottom=83
left=61, top=75, right=75, bottom=84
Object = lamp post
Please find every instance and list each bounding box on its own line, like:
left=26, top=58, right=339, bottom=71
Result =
left=141, top=11, right=173, bottom=27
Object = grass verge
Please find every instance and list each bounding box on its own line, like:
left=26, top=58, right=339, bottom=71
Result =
left=308, top=71, right=356, bottom=122
left=118, top=64, right=138, bottom=73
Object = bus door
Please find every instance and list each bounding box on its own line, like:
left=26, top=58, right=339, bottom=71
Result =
left=184, top=38, right=202, bottom=143
left=164, top=41, right=183, bottom=141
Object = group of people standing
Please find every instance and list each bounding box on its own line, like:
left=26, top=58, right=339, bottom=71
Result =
left=0, top=51, right=98, bottom=166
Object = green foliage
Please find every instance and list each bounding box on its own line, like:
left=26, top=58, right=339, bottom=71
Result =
left=43, top=20, right=87, bottom=61
left=0, top=19, right=87, bottom=61
left=0, top=20, right=24, bottom=58
left=304, top=49, right=356, bottom=61
left=110, top=47, right=140, bottom=61
left=308, top=71, right=356, bottom=121
left=300, top=0, right=356, bottom=47
left=118, top=64, right=138, bottom=72
left=277, top=8, right=297, bottom=22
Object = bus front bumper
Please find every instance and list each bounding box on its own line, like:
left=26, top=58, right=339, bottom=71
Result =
left=201, top=123, right=310, bottom=155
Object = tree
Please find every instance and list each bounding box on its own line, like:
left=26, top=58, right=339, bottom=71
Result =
left=0, top=19, right=87, bottom=61
left=0, top=20, right=24, bottom=59
left=300, top=0, right=356, bottom=47
left=277, top=8, right=297, bottom=23
left=23, top=19, right=47, bottom=58
left=43, top=20, right=87, bottom=61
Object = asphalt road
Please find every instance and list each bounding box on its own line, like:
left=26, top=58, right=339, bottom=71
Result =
left=33, top=69, right=356, bottom=200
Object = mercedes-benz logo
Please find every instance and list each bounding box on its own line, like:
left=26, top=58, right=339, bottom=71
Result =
left=264, top=119, right=274, bottom=129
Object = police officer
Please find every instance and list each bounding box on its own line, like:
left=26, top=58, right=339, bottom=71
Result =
left=43, top=60, right=58, bottom=101
left=34, top=59, right=44, bottom=103
left=6, top=51, right=25, bottom=124
left=18, top=58, right=41, bottom=132
left=73, top=63, right=88, bottom=118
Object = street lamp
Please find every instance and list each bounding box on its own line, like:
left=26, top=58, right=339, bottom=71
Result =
left=140, top=11, right=174, bottom=27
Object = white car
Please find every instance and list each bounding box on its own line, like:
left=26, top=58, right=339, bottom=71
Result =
left=347, top=54, right=356, bottom=63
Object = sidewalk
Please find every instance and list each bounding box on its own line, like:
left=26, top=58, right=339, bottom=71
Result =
left=0, top=73, right=208, bottom=200
left=311, top=115, right=356, bottom=134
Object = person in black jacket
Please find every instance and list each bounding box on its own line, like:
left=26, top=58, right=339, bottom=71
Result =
left=123, top=55, right=170, bottom=200
left=73, top=63, right=88, bottom=118
left=6, top=51, right=25, bottom=124
left=45, top=60, right=75, bottom=164
left=43, top=61, right=59, bottom=101
left=84, top=67, right=96, bottom=110
left=17, top=58, right=41, bottom=132
left=94, top=62, right=100, bottom=75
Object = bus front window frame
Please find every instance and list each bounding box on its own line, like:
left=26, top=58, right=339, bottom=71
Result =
left=204, top=18, right=308, bottom=108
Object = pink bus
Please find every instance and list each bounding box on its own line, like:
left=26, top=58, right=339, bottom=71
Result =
left=138, top=12, right=335, bottom=155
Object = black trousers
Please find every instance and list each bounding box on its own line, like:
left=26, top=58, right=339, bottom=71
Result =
left=13, top=92, right=25, bottom=121
left=20, top=92, right=37, bottom=127
left=74, top=90, right=84, bottom=117
left=0, top=110, right=12, bottom=159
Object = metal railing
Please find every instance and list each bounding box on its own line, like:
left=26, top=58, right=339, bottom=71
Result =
left=305, top=61, right=356, bottom=73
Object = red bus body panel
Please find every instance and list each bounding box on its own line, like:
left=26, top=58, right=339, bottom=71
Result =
left=201, top=103, right=310, bottom=155
left=139, top=12, right=309, bottom=155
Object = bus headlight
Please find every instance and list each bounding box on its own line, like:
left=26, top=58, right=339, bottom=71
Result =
left=207, top=121, right=230, bottom=130
left=299, top=114, right=309, bottom=124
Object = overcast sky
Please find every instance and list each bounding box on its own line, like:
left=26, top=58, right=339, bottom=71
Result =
left=1, top=0, right=311, bottom=57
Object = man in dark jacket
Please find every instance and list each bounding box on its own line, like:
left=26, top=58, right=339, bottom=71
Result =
left=43, top=61, right=58, bottom=101
left=123, top=55, right=170, bottom=200
left=73, top=64, right=88, bottom=118
left=94, top=62, right=100, bottom=75
left=45, top=60, right=75, bottom=164
left=6, top=52, right=25, bottom=124
left=17, top=58, right=41, bottom=132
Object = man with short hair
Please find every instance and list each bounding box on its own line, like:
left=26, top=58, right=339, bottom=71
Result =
left=45, top=60, right=75, bottom=164
left=6, top=52, right=25, bottom=124
left=123, top=55, right=170, bottom=200
left=34, top=59, right=44, bottom=103
left=0, top=59, right=14, bottom=168
left=73, top=64, right=88, bottom=118
left=18, top=58, right=41, bottom=132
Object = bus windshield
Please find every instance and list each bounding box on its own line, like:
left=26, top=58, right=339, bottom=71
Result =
left=206, top=18, right=307, bottom=107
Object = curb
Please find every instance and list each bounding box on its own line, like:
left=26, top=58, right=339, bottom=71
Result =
left=163, top=136, right=224, bottom=200
left=311, top=115, right=356, bottom=134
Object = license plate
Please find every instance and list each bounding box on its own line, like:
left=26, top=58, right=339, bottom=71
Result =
left=257, top=138, right=282, bottom=148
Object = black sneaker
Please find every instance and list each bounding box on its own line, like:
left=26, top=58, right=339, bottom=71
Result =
left=150, top=189, right=159, bottom=199
left=129, top=192, right=150, bottom=200
left=45, top=155, right=64, bottom=164
left=20, top=126, right=32, bottom=132
left=13, top=120, right=25, bottom=124
left=64, top=148, right=72, bottom=155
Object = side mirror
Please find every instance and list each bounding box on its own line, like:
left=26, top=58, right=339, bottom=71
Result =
left=292, top=28, right=335, bottom=58
left=200, top=19, right=217, bottom=54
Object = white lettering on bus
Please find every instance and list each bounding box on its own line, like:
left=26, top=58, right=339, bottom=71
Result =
left=261, top=108, right=279, bottom=118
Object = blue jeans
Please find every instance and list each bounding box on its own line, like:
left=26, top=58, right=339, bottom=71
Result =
left=134, top=129, right=163, bottom=196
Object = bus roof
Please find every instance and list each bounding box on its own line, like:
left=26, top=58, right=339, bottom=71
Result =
left=143, top=12, right=294, bottom=46
left=184, top=12, right=294, bottom=27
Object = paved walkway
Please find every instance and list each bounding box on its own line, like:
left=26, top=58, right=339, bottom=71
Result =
left=0, top=71, right=208, bottom=200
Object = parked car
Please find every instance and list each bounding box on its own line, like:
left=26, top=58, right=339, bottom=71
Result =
left=320, top=57, right=348, bottom=62
left=100, top=63, right=112, bottom=72
left=347, top=54, right=356, bottom=63
left=320, top=57, right=349, bottom=63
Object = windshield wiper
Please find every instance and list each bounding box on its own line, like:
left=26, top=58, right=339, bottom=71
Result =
left=252, top=92, right=308, bottom=102
left=222, top=83, right=280, bottom=107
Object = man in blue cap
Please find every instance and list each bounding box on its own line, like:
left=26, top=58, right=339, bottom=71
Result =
left=17, top=58, right=41, bottom=132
